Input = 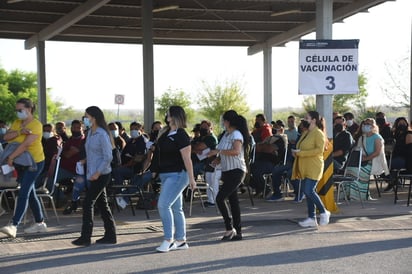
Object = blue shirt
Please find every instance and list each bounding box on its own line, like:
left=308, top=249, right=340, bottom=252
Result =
left=85, top=127, right=113, bottom=180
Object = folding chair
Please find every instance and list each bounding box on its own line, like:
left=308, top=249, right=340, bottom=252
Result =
left=35, top=148, right=62, bottom=224
left=0, top=175, right=20, bottom=216
left=373, top=138, right=395, bottom=197
left=187, top=174, right=218, bottom=217
left=394, top=173, right=412, bottom=206
left=333, top=147, right=364, bottom=208
left=108, top=175, right=153, bottom=220
left=262, top=142, right=289, bottom=198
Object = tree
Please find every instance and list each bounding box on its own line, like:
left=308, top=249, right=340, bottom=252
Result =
left=381, top=54, right=410, bottom=108
left=0, top=67, right=71, bottom=124
left=155, top=88, right=195, bottom=123
left=198, top=80, right=250, bottom=130
left=333, top=73, right=368, bottom=113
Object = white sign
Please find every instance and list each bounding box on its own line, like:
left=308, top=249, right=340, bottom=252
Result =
left=298, top=40, right=359, bottom=95
left=114, top=94, right=125, bottom=105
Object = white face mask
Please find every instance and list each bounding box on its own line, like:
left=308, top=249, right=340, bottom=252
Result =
left=17, top=109, right=28, bottom=120
left=130, top=130, right=140, bottom=139
left=111, top=130, right=119, bottom=138
left=43, top=132, right=53, bottom=139
left=346, top=119, right=354, bottom=127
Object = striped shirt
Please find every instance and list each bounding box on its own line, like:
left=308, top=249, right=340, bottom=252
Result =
left=217, top=130, right=246, bottom=172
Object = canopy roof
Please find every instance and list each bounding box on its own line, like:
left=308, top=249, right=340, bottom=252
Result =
left=0, top=0, right=390, bottom=53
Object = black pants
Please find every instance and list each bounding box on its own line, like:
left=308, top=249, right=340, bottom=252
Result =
left=216, top=169, right=245, bottom=234
left=81, top=173, right=116, bottom=239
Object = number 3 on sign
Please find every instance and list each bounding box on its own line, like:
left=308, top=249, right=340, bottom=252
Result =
left=325, top=76, right=335, bottom=90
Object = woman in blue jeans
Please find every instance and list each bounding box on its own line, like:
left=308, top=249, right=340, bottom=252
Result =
left=152, top=106, right=196, bottom=253
left=0, top=98, right=47, bottom=238
left=291, top=111, right=330, bottom=228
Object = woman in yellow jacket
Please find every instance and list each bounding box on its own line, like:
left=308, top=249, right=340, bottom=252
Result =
left=291, top=111, right=330, bottom=227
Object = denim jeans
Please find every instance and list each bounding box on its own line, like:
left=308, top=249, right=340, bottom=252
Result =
left=158, top=171, right=189, bottom=241
left=13, top=161, right=45, bottom=226
left=72, top=174, right=89, bottom=201
left=81, top=173, right=115, bottom=239
left=301, top=178, right=327, bottom=218
left=118, top=171, right=153, bottom=204
left=271, top=163, right=292, bottom=196
left=216, top=168, right=244, bottom=234
left=112, top=166, right=134, bottom=185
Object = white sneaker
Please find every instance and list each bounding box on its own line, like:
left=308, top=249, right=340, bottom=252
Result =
left=298, top=218, right=318, bottom=228
left=156, top=240, right=176, bottom=253
left=0, top=224, right=17, bottom=238
left=319, top=210, right=331, bottom=226
left=174, top=241, right=189, bottom=250
left=24, top=222, right=48, bottom=234
left=116, top=197, right=128, bottom=209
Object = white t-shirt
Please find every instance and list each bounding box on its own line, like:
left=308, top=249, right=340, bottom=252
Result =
left=217, top=130, right=246, bottom=172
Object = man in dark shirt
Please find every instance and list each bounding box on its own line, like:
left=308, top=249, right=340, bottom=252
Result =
left=343, top=112, right=359, bottom=137
left=376, top=112, right=392, bottom=143
left=61, top=120, right=86, bottom=214
left=333, top=116, right=354, bottom=173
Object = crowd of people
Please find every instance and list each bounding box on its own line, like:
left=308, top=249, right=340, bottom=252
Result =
left=1, top=98, right=411, bottom=252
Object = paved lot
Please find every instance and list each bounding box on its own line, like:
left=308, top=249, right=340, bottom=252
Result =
left=0, top=185, right=411, bottom=273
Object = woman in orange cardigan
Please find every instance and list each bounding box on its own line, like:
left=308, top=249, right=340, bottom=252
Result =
left=291, top=111, right=330, bottom=228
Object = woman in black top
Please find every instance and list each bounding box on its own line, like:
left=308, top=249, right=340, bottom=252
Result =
left=384, top=117, right=412, bottom=191
left=153, top=106, right=196, bottom=252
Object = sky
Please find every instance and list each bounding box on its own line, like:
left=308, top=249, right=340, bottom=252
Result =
left=0, top=0, right=411, bottom=112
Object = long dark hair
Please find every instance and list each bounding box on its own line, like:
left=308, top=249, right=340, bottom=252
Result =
left=222, top=110, right=250, bottom=148
left=307, top=110, right=328, bottom=150
left=85, top=106, right=111, bottom=135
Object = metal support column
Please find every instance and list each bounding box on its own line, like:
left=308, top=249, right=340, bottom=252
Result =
left=142, top=0, right=155, bottom=130
left=316, top=0, right=333, bottom=138
left=36, top=41, right=47, bottom=124
left=409, top=18, right=412, bottom=122
left=263, top=46, right=272, bottom=122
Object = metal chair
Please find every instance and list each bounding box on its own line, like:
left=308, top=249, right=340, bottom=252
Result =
left=107, top=174, right=154, bottom=220
left=35, top=152, right=61, bottom=224
left=262, top=145, right=289, bottom=198
left=0, top=175, right=20, bottom=216
left=188, top=174, right=218, bottom=217
left=394, top=173, right=412, bottom=206
left=333, top=147, right=365, bottom=207
left=373, top=138, right=395, bottom=197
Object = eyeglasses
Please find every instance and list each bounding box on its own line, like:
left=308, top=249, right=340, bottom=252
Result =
left=16, top=109, right=24, bottom=112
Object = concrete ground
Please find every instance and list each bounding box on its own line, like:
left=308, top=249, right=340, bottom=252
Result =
left=0, top=183, right=411, bottom=273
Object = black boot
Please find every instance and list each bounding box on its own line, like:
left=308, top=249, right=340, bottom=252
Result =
left=72, top=237, right=91, bottom=246
left=63, top=200, right=78, bottom=215
left=96, top=235, right=117, bottom=244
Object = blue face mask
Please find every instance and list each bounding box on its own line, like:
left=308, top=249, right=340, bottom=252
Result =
left=83, top=117, right=91, bottom=128
left=362, top=125, right=372, bottom=133
left=130, top=130, right=140, bottom=139
left=0, top=128, right=6, bottom=135
left=17, top=109, right=28, bottom=120
left=111, top=130, right=119, bottom=138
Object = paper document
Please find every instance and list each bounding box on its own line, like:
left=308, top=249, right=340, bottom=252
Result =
left=197, top=148, right=211, bottom=161
left=1, top=164, right=15, bottom=175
